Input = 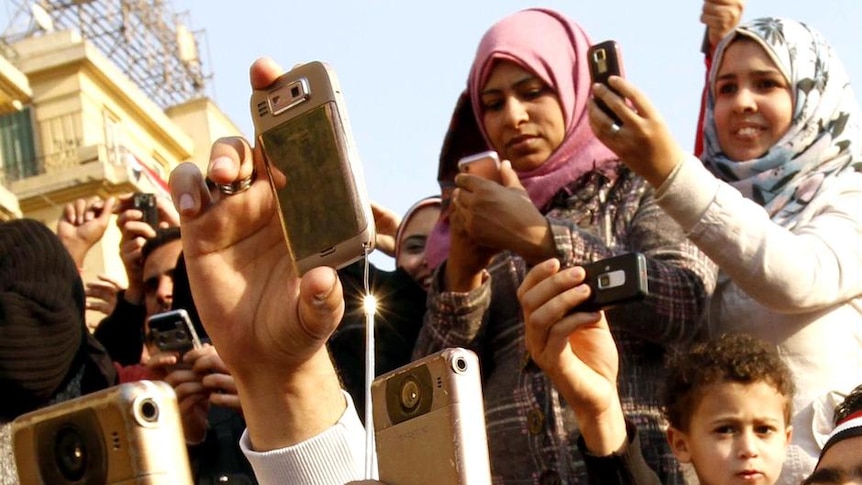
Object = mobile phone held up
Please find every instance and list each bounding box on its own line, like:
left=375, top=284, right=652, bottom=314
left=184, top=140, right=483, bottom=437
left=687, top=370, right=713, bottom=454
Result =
left=251, top=61, right=375, bottom=275
left=13, top=381, right=193, bottom=485
left=573, top=252, right=649, bottom=313
left=373, top=347, right=492, bottom=485
left=587, top=40, right=625, bottom=125
left=132, top=193, right=158, bottom=229
left=146, top=309, right=202, bottom=358
left=457, top=150, right=502, bottom=183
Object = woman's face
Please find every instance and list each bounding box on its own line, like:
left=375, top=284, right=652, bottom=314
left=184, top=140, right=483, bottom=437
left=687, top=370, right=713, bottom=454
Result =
left=396, top=205, right=441, bottom=291
left=713, top=39, right=793, bottom=162
left=480, top=61, right=566, bottom=172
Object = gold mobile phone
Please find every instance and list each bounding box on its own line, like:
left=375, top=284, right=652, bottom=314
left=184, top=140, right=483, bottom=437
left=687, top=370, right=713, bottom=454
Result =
left=372, top=347, right=492, bottom=485
left=251, top=61, right=375, bottom=275
left=13, top=381, right=192, bottom=484
left=588, top=40, right=625, bottom=125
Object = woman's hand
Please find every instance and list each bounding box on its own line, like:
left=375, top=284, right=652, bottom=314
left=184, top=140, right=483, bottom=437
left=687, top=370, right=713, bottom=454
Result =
left=371, top=201, right=400, bottom=258
left=588, top=76, right=686, bottom=189
left=702, top=0, right=746, bottom=51
left=453, top=161, right=554, bottom=264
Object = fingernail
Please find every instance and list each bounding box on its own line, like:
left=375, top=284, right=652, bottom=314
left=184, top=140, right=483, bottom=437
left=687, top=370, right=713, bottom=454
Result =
left=211, top=156, right=233, bottom=173
left=313, top=268, right=339, bottom=302
left=179, top=193, right=195, bottom=213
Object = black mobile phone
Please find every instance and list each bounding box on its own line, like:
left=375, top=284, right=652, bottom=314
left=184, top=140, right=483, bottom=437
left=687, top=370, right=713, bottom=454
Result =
left=574, top=252, right=648, bottom=312
left=146, top=309, right=202, bottom=357
left=251, top=61, right=375, bottom=275
left=132, top=193, right=158, bottom=229
left=587, top=40, right=625, bottom=125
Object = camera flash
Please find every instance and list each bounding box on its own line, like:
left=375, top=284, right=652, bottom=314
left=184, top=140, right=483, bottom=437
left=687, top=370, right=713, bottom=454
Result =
left=363, top=294, right=377, bottom=315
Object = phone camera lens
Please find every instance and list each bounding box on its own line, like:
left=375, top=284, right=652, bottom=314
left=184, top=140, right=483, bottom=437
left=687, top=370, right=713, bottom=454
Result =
left=54, top=425, right=87, bottom=481
left=452, top=356, right=468, bottom=374
left=138, top=398, right=159, bottom=423
left=399, top=377, right=421, bottom=412
left=176, top=330, right=187, bottom=340
left=290, top=86, right=300, bottom=98
left=598, top=274, right=611, bottom=289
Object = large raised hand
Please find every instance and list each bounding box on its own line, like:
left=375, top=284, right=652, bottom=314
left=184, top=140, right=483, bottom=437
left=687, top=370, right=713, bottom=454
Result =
left=168, top=57, right=347, bottom=452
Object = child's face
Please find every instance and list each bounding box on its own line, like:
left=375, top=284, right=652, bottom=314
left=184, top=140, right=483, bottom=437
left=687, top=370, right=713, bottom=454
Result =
left=713, top=39, right=793, bottom=162
left=668, top=381, right=792, bottom=485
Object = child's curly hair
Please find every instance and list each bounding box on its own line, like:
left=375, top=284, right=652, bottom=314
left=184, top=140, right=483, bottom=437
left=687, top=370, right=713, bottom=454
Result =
left=662, top=333, right=795, bottom=431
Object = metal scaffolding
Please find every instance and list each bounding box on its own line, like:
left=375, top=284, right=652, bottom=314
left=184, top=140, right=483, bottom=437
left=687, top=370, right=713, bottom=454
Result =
left=1, top=0, right=211, bottom=109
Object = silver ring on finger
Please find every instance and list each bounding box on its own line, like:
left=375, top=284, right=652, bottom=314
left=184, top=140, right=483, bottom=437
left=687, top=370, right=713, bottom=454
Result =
left=609, top=123, right=621, bottom=135
left=215, top=170, right=256, bottom=196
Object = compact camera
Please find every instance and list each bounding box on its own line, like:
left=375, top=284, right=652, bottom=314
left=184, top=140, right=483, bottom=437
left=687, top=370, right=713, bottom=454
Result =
left=12, top=380, right=192, bottom=484
left=372, top=347, right=492, bottom=485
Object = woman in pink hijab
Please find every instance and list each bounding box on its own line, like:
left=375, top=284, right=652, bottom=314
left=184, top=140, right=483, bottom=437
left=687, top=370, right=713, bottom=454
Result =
left=417, top=8, right=716, bottom=484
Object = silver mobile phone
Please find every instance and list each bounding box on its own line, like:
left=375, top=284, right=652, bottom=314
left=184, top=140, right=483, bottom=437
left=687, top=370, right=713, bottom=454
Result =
left=372, top=347, right=492, bottom=485
left=251, top=61, right=375, bottom=275
left=13, top=380, right=192, bottom=485
left=145, top=309, right=202, bottom=358
left=457, top=150, right=501, bottom=183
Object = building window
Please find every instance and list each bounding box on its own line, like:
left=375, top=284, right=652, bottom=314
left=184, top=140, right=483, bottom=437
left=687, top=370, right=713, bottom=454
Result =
left=0, top=107, right=38, bottom=181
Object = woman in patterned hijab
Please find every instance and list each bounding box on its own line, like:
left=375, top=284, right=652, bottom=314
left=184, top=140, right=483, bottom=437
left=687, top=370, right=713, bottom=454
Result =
left=591, top=17, right=862, bottom=484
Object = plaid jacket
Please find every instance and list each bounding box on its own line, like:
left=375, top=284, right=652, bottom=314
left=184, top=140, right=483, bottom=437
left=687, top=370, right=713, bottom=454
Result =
left=416, top=165, right=717, bottom=484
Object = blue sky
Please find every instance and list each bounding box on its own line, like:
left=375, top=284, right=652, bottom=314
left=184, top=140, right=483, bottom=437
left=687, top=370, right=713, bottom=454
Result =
left=4, top=2, right=862, bottom=269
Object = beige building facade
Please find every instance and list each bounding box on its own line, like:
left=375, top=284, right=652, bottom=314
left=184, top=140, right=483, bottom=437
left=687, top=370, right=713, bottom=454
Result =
left=0, top=28, right=241, bottom=328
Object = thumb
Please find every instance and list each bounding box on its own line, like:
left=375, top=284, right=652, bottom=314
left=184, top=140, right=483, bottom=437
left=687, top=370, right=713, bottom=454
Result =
left=297, top=267, right=345, bottom=341
left=500, top=160, right=524, bottom=190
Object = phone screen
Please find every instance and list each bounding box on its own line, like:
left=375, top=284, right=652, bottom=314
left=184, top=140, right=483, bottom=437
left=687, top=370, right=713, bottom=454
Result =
left=260, top=103, right=365, bottom=261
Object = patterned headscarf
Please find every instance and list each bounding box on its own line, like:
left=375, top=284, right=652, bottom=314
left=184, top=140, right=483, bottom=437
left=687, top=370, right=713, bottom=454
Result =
left=425, top=8, right=618, bottom=269
left=703, top=17, right=862, bottom=228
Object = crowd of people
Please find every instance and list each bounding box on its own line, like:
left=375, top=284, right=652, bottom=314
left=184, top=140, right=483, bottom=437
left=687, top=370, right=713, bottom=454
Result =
left=2, top=1, right=862, bottom=484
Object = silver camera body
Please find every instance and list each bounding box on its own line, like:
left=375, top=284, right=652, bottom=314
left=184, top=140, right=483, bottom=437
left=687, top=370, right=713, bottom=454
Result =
left=12, top=380, right=192, bottom=484
left=372, top=347, right=492, bottom=485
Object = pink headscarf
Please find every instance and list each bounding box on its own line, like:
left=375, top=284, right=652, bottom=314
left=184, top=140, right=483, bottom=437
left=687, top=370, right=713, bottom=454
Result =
left=425, top=8, right=618, bottom=269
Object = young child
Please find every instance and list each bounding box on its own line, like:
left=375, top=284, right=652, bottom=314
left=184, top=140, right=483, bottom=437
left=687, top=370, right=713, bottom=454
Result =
left=518, top=259, right=795, bottom=485
left=663, top=333, right=795, bottom=485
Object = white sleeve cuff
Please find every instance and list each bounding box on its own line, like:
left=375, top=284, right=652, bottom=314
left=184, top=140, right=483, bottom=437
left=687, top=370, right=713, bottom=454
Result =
left=240, top=390, right=372, bottom=485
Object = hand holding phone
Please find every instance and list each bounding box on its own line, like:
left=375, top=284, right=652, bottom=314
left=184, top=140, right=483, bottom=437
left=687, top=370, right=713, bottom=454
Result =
left=588, top=40, right=625, bottom=125
left=457, top=150, right=502, bottom=184
left=573, top=252, right=648, bottom=313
